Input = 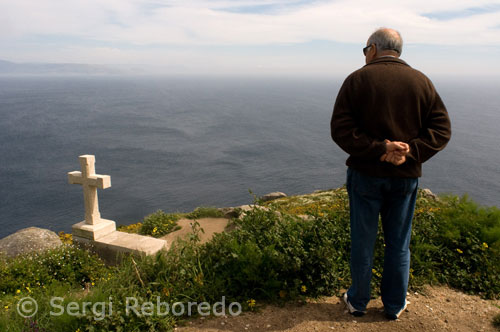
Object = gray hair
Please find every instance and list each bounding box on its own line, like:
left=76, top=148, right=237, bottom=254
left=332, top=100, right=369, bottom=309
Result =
left=367, top=28, right=403, bottom=55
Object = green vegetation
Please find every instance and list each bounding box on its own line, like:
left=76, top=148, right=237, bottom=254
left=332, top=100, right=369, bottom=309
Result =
left=138, top=210, right=182, bottom=238
left=493, top=312, right=500, bottom=330
left=0, top=245, right=110, bottom=296
left=118, top=207, right=224, bottom=238
left=0, top=188, right=498, bottom=331
left=0, top=246, right=112, bottom=331
left=185, top=206, right=225, bottom=219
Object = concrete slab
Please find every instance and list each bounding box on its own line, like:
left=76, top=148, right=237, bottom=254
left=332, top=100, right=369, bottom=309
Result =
left=73, top=231, right=167, bottom=264
left=98, top=231, right=167, bottom=255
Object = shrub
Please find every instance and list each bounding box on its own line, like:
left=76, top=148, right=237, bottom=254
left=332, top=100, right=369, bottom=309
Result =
left=185, top=206, right=225, bottom=219
left=0, top=245, right=110, bottom=296
left=139, top=210, right=181, bottom=237
left=58, top=231, right=73, bottom=245
left=117, top=222, right=142, bottom=234
left=199, top=207, right=352, bottom=301
left=430, top=196, right=500, bottom=298
left=493, top=313, right=500, bottom=330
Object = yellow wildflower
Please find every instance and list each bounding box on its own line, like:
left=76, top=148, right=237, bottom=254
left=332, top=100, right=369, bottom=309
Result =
left=194, top=273, right=204, bottom=286
left=483, top=242, right=488, bottom=249
left=16, top=290, right=21, bottom=294
left=152, top=227, right=158, bottom=234
left=456, top=248, right=463, bottom=254
left=247, top=299, right=256, bottom=308
left=301, top=285, right=307, bottom=293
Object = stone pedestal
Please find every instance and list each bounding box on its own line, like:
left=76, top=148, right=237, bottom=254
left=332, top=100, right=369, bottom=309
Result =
left=72, top=219, right=116, bottom=241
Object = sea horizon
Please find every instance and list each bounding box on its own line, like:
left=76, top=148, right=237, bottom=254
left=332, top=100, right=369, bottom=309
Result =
left=1, top=74, right=498, bottom=238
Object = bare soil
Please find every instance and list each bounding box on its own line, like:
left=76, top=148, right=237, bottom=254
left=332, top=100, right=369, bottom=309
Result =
left=161, top=218, right=230, bottom=248
left=176, top=286, right=500, bottom=332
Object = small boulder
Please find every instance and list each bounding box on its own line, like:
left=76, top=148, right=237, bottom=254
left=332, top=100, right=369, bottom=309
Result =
left=220, top=205, right=274, bottom=221
left=218, top=207, right=241, bottom=219
left=260, top=192, right=287, bottom=202
left=421, top=188, right=439, bottom=201
left=0, top=227, right=62, bottom=258
left=237, top=204, right=271, bottom=213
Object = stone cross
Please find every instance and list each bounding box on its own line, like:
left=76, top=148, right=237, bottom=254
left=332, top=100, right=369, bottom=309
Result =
left=68, top=155, right=111, bottom=225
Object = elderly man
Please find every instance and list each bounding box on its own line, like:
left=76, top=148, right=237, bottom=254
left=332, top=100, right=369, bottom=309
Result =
left=331, top=28, right=451, bottom=320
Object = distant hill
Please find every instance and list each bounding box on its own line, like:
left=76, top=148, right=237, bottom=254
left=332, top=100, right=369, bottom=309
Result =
left=0, top=59, right=122, bottom=75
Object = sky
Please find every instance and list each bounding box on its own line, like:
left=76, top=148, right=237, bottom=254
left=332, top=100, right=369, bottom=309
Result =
left=1, top=0, right=500, bottom=77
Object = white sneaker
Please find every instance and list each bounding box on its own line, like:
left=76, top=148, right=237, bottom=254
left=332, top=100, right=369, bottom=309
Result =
left=343, top=292, right=367, bottom=317
left=385, top=299, right=409, bottom=320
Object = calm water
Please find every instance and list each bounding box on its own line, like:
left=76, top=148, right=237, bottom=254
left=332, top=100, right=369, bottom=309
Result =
left=0, top=75, right=499, bottom=238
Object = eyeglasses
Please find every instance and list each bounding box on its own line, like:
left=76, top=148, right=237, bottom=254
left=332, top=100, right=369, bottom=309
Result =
left=363, top=44, right=373, bottom=56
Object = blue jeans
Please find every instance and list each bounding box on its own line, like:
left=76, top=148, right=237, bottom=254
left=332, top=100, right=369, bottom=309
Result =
left=345, top=168, right=418, bottom=315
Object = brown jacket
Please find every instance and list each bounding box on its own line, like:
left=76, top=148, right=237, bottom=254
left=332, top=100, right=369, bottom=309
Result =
left=331, top=57, right=451, bottom=178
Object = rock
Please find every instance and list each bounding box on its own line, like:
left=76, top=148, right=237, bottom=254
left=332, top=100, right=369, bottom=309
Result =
left=237, top=204, right=256, bottom=213
left=239, top=205, right=272, bottom=213
left=313, top=189, right=326, bottom=194
left=218, top=207, right=241, bottom=219
left=421, top=188, right=439, bottom=200
left=297, top=215, right=315, bottom=221
left=260, top=192, right=287, bottom=202
left=220, top=205, right=276, bottom=221
left=0, top=227, right=62, bottom=258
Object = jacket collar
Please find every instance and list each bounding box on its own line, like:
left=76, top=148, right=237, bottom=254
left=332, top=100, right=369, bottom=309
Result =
left=365, top=57, right=409, bottom=67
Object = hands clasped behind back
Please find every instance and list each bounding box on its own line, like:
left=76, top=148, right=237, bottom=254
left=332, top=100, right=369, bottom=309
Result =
left=380, top=139, right=410, bottom=166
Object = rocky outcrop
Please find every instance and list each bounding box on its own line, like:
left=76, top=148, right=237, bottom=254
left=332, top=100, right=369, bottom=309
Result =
left=260, top=192, right=287, bottom=202
left=219, top=205, right=272, bottom=219
left=0, top=227, right=62, bottom=258
left=421, top=188, right=439, bottom=200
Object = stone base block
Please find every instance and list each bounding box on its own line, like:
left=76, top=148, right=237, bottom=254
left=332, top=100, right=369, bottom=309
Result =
left=72, top=219, right=116, bottom=241
left=73, top=231, right=167, bottom=265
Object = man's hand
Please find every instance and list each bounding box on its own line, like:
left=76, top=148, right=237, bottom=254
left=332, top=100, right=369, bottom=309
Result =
left=380, top=139, right=410, bottom=166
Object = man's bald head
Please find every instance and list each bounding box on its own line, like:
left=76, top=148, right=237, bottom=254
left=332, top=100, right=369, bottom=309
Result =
left=367, top=28, right=403, bottom=56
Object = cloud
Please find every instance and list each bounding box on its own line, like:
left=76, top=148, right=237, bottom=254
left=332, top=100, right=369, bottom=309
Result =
left=422, top=3, right=500, bottom=21
left=2, top=0, right=500, bottom=46
left=1, top=0, right=500, bottom=76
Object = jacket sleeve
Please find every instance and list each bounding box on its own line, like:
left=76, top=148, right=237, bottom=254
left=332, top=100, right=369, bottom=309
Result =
left=330, top=76, right=386, bottom=160
left=407, top=86, right=451, bottom=163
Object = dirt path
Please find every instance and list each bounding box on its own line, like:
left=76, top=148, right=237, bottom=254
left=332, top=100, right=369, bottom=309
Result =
left=161, top=218, right=230, bottom=249
left=176, top=286, right=499, bottom=332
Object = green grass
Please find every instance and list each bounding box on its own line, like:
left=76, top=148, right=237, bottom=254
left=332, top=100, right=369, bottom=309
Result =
left=185, top=206, right=225, bottom=219
left=1, top=188, right=499, bottom=331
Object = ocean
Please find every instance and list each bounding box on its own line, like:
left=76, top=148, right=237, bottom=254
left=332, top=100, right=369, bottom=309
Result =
left=0, top=75, right=499, bottom=238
